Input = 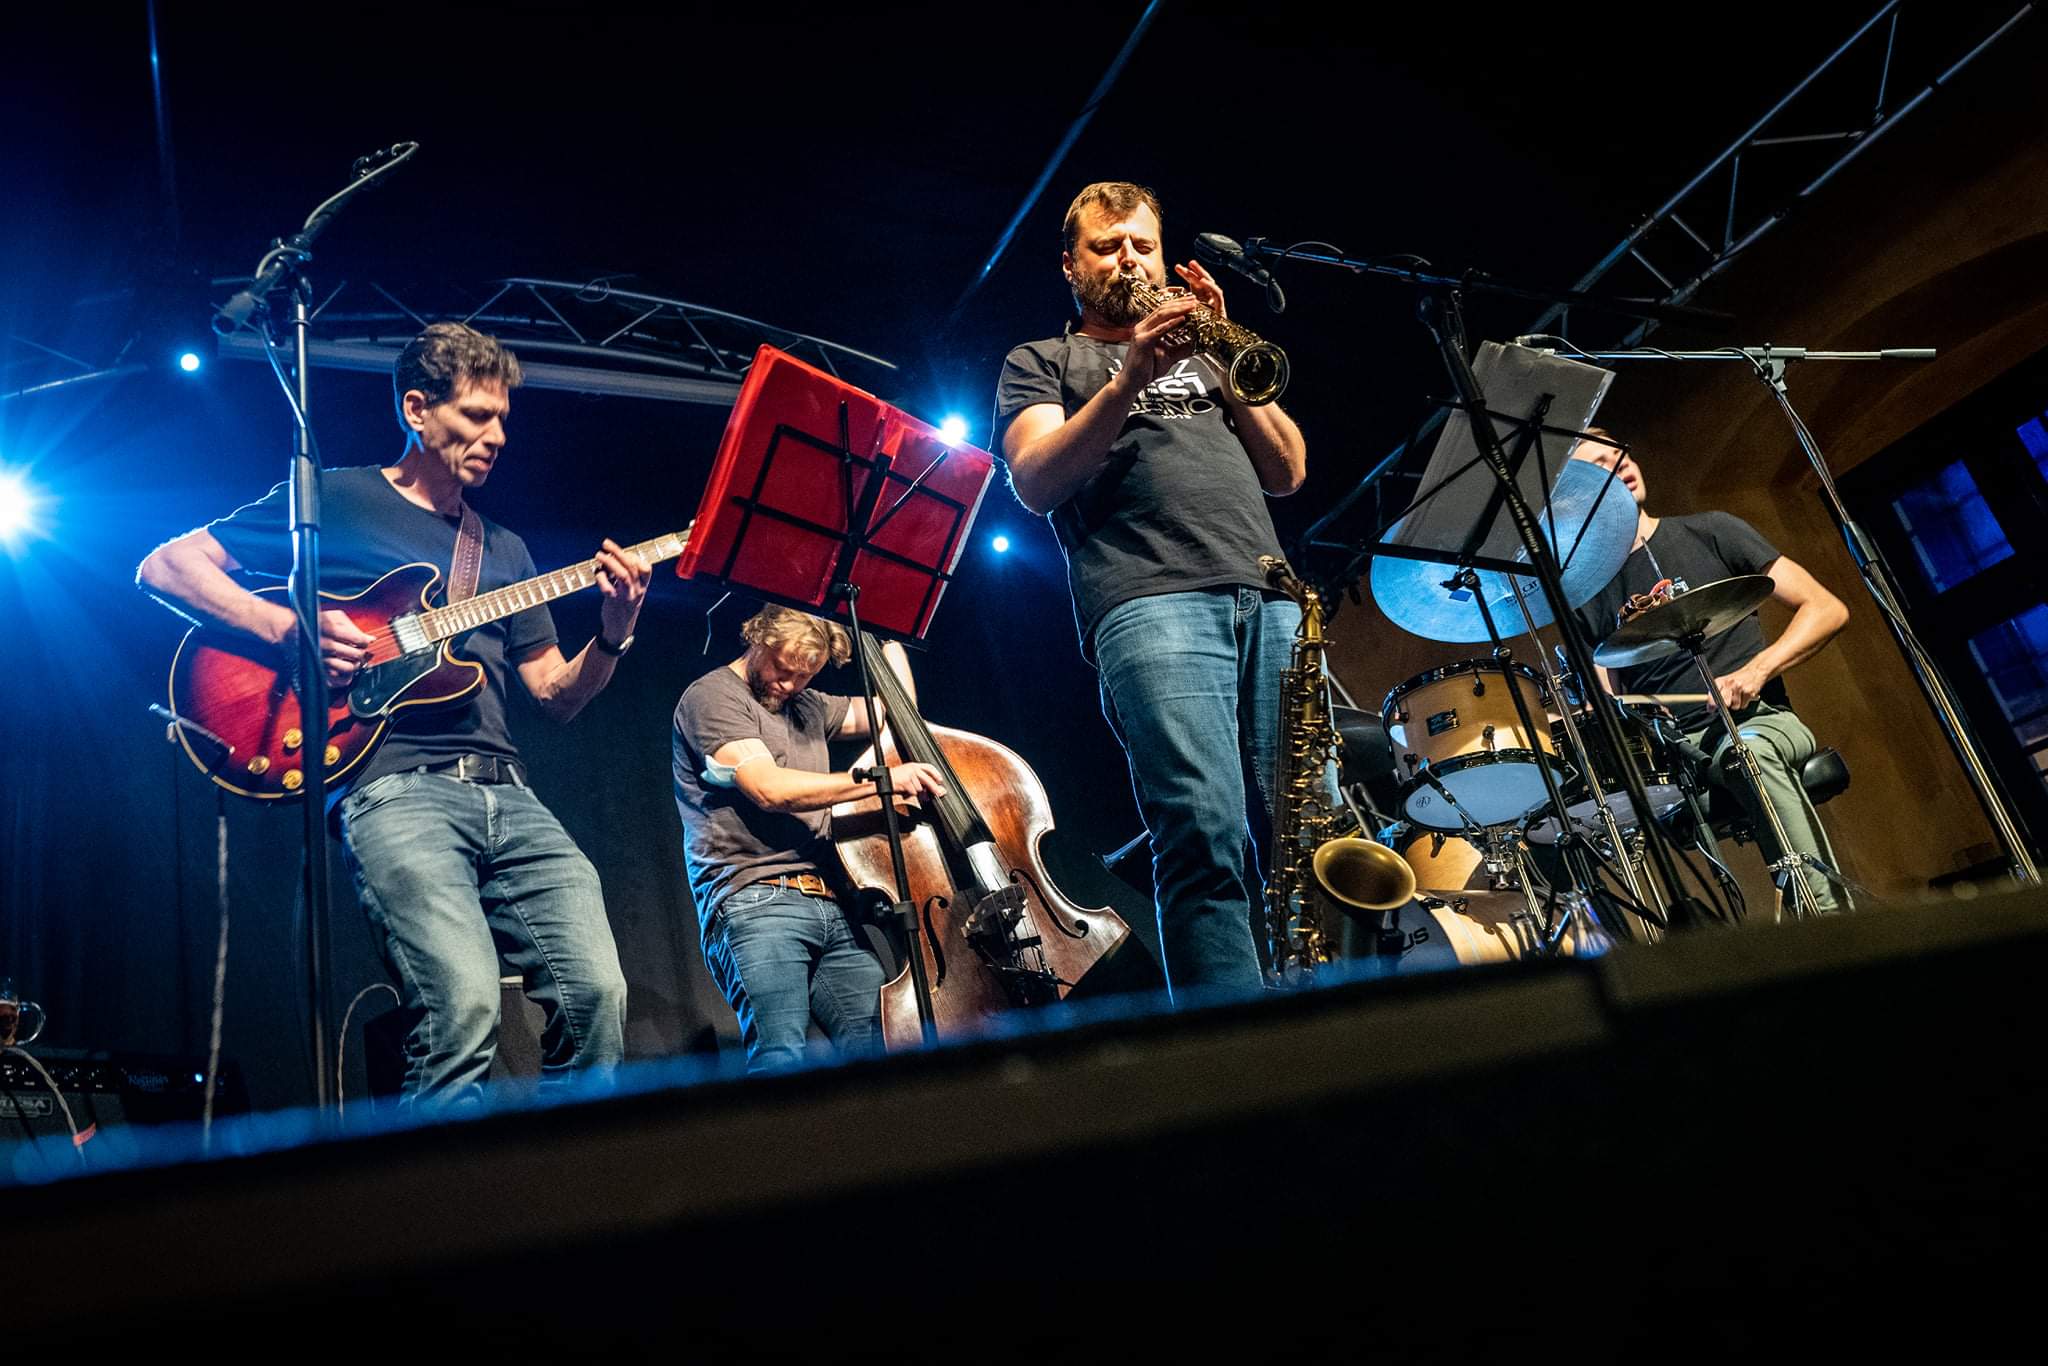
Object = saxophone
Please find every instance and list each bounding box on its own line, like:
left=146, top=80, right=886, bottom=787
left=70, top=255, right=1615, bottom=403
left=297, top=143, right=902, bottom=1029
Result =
left=1123, top=278, right=1290, bottom=405
left=1260, top=555, right=1416, bottom=984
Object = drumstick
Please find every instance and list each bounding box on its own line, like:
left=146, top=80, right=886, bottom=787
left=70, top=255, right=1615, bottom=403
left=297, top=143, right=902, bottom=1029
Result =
left=1613, top=693, right=1708, bottom=705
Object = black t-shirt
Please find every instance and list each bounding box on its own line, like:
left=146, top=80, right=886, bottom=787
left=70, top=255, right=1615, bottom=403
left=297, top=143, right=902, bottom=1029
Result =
left=671, top=665, right=852, bottom=919
left=207, top=465, right=558, bottom=783
left=992, top=329, right=1285, bottom=655
left=1573, top=510, right=1789, bottom=731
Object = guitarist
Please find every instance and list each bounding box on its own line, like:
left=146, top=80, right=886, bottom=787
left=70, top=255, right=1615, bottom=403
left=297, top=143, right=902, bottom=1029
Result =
left=136, top=322, right=650, bottom=1110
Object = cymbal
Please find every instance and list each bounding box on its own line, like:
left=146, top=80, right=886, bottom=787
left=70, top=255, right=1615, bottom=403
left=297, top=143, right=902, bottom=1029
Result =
left=1592, top=575, right=1774, bottom=667
left=1369, top=457, right=1639, bottom=643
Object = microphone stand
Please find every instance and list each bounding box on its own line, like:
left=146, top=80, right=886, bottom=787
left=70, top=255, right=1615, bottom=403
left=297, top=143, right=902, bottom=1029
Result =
left=1248, top=241, right=1722, bottom=928
left=212, top=142, right=418, bottom=1110
left=1560, top=344, right=2042, bottom=889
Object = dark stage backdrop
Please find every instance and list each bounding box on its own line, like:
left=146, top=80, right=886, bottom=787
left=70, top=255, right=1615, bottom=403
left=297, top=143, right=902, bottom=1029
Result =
left=0, top=360, right=1162, bottom=1111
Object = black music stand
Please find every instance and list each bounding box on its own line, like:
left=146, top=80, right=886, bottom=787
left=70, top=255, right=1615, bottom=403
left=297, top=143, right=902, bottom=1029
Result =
left=679, top=346, right=996, bottom=1044
left=1371, top=342, right=1673, bottom=941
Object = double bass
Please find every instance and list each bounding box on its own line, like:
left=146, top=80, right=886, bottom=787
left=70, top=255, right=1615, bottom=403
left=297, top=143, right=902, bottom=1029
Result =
left=830, top=629, right=1133, bottom=1046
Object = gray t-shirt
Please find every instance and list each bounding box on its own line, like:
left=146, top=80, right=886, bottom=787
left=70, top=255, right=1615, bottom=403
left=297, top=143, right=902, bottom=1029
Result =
left=992, top=329, right=1286, bottom=657
left=671, top=664, right=852, bottom=920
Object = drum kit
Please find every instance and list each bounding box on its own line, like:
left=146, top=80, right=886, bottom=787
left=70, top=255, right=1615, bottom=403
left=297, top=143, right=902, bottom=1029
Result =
left=1338, top=455, right=1821, bottom=967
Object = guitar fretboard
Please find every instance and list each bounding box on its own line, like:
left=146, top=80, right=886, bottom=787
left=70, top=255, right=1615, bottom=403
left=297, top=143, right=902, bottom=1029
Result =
left=420, top=531, right=690, bottom=641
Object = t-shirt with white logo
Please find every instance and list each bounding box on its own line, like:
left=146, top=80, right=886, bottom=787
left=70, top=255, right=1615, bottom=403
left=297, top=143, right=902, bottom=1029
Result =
left=993, top=329, right=1285, bottom=657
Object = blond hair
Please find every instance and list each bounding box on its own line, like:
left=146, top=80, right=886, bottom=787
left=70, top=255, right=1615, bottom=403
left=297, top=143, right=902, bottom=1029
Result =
left=1061, top=180, right=1163, bottom=255
left=740, top=604, right=852, bottom=667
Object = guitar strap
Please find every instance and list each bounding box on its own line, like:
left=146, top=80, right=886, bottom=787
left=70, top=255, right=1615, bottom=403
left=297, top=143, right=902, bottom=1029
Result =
left=448, top=502, right=484, bottom=605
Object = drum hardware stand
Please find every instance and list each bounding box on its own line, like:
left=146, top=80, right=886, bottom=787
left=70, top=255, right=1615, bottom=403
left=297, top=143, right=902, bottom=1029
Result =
left=1661, top=731, right=1749, bottom=921
left=1677, top=632, right=1833, bottom=920
left=1230, top=240, right=1727, bottom=928
left=1416, top=297, right=1713, bottom=931
left=1459, top=562, right=1660, bottom=952
left=1561, top=343, right=2041, bottom=889
left=1504, top=574, right=1669, bottom=935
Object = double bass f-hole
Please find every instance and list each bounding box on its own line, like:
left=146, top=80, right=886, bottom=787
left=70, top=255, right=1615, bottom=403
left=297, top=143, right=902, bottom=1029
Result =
left=1011, top=864, right=1090, bottom=940
left=920, top=894, right=950, bottom=987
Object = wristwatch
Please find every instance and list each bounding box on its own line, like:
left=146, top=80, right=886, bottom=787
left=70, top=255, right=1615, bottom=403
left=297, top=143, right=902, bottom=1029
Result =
left=594, top=632, right=635, bottom=658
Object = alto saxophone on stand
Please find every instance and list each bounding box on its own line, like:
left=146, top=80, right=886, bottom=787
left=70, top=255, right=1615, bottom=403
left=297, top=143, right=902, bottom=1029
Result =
left=1123, top=278, right=1291, bottom=405
left=1261, top=556, right=1415, bottom=984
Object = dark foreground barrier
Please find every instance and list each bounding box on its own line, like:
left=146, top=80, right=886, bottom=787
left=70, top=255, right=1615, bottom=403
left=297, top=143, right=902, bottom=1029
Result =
left=7, top=893, right=2046, bottom=1358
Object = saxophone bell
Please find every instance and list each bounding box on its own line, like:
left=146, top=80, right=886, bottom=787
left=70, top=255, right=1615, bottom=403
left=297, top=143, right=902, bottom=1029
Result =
left=1124, top=279, right=1290, bottom=406
left=1311, top=836, right=1417, bottom=914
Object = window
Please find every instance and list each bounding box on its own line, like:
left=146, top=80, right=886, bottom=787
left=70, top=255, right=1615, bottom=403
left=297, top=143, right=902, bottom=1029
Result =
left=1969, top=604, right=2048, bottom=785
left=1892, top=459, right=2012, bottom=593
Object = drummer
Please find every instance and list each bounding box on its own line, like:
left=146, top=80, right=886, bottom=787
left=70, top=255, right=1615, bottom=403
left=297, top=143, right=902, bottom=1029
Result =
left=1568, top=428, right=1853, bottom=916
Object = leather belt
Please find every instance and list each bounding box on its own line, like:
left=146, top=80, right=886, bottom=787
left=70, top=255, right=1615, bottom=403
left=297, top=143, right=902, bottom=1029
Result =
left=766, top=872, right=833, bottom=897
left=421, top=754, right=527, bottom=787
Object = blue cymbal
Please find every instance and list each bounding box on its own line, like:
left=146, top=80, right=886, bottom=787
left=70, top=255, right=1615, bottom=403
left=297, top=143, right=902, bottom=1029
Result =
left=1369, top=458, right=1638, bottom=643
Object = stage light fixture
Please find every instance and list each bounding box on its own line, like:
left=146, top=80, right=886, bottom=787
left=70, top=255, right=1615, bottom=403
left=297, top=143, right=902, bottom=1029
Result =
left=939, top=415, right=969, bottom=444
left=991, top=534, right=1010, bottom=554
left=0, top=468, right=42, bottom=545
left=178, top=350, right=203, bottom=374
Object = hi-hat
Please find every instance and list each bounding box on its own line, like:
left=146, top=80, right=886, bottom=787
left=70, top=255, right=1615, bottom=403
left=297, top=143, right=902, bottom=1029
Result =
left=1370, top=457, right=1638, bottom=643
left=1592, top=574, right=1775, bottom=667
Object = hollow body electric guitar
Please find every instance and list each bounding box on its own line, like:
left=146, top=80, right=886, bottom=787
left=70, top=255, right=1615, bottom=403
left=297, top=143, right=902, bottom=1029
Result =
left=167, top=528, right=691, bottom=801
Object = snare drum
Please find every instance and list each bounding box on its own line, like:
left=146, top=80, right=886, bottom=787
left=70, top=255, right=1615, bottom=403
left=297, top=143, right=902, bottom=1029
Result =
left=1383, top=661, right=1571, bottom=831
left=1526, top=703, right=1686, bottom=845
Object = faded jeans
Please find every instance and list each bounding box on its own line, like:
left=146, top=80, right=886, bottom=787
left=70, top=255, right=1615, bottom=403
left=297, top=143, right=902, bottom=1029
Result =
left=340, top=769, right=627, bottom=1110
left=700, top=882, right=886, bottom=1072
left=1094, top=585, right=1301, bottom=999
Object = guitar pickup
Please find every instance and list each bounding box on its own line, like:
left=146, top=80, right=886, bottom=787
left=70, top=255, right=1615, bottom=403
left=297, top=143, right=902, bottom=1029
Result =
left=391, top=614, right=431, bottom=655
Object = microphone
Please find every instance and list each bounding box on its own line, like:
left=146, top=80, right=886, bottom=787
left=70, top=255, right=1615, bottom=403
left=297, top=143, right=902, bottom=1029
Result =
left=1193, top=233, right=1286, bottom=313
left=211, top=142, right=417, bottom=335
left=351, top=142, right=414, bottom=179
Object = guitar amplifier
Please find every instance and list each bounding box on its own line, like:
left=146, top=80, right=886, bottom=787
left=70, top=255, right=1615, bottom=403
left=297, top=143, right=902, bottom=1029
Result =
left=1, top=1049, right=249, bottom=1181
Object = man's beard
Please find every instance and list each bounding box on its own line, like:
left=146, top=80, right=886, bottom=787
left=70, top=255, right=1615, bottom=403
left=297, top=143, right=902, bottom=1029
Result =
left=744, top=661, right=786, bottom=711
left=1073, top=269, right=1148, bottom=326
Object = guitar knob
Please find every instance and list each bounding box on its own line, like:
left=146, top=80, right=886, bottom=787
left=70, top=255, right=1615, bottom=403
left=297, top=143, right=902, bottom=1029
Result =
left=282, top=728, right=303, bottom=751
left=323, top=744, right=340, bottom=765
left=282, top=770, right=304, bottom=792
left=246, top=756, right=271, bottom=776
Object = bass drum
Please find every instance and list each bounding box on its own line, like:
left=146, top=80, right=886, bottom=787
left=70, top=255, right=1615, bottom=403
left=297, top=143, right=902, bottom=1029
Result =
left=1400, top=829, right=1490, bottom=891
left=1360, top=891, right=1588, bottom=972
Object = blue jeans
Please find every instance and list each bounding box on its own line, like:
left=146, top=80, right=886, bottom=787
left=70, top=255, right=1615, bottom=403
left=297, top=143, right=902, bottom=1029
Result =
left=339, top=769, right=627, bottom=1110
left=701, top=883, right=886, bottom=1072
left=1094, top=586, right=1300, bottom=998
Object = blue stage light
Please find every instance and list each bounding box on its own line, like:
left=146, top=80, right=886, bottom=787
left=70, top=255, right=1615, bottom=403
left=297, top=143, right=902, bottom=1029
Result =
left=0, top=469, right=42, bottom=545
left=939, top=415, right=969, bottom=444
left=991, top=534, right=1010, bottom=554
left=178, top=351, right=203, bottom=373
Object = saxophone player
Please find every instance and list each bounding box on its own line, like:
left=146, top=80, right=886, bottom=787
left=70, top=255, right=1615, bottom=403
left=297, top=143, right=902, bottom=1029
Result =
left=991, top=181, right=1310, bottom=999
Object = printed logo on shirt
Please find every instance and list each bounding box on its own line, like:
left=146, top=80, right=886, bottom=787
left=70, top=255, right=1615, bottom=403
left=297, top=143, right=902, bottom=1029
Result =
left=1106, top=356, right=1218, bottom=418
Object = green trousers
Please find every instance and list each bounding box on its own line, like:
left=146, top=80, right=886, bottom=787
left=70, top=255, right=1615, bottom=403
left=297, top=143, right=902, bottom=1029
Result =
left=1692, top=703, right=1848, bottom=916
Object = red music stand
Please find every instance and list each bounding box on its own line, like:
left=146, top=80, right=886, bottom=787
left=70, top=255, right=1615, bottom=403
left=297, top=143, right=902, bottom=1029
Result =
left=678, top=345, right=999, bottom=1042
left=676, top=344, right=994, bottom=641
